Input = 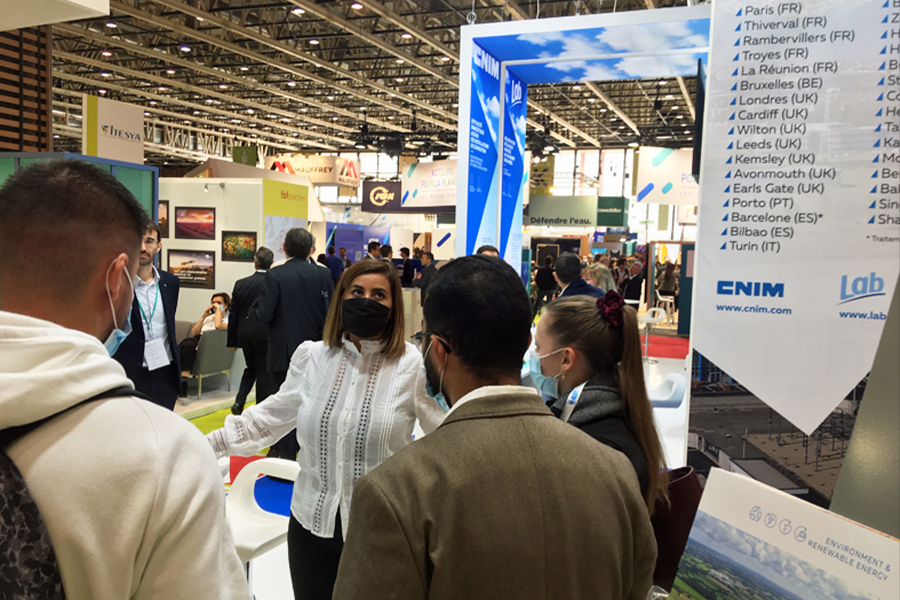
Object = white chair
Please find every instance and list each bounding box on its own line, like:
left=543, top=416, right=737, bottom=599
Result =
left=655, top=290, right=676, bottom=325
left=648, top=373, right=687, bottom=409
left=637, top=308, right=666, bottom=364
left=226, top=458, right=300, bottom=564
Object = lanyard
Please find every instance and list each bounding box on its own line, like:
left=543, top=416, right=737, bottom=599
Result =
left=137, top=283, right=160, bottom=335
left=560, top=382, right=587, bottom=423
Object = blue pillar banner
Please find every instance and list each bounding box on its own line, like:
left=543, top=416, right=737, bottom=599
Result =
left=500, top=69, right=527, bottom=264
left=465, top=42, right=502, bottom=255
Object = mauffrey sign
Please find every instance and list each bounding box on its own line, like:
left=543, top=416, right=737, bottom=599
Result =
left=361, top=181, right=403, bottom=213
left=265, top=154, right=361, bottom=187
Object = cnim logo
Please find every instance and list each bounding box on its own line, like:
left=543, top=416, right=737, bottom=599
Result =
left=368, top=186, right=395, bottom=207
left=838, top=272, right=885, bottom=305
left=717, top=280, right=785, bottom=298
left=101, top=124, right=142, bottom=143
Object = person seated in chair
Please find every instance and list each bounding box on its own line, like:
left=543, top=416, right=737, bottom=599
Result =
left=179, top=292, right=230, bottom=375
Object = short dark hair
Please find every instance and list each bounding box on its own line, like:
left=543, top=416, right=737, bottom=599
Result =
left=284, top=228, right=313, bottom=259
left=476, top=245, right=500, bottom=255
left=0, top=159, right=149, bottom=303
left=381, top=244, right=393, bottom=256
left=327, top=246, right=336, bottom=255
left=367, top=241, right=381, bottom=253
left=145, top=222, right=161, bottom=242
left=553, top=253, right=582, bottom=285
left=424, top=255, right=531, bottom=381
left=211, top=292, right=231, bottom=306
left=543, top=255, right=553, bottom=267
left=254, top=246, right=274, bottom=270
left=423, top=252, right=434, bottom=261
left=400, top=247, right=410, bottom=257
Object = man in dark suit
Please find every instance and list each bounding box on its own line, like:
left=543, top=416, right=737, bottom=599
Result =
left=256, top=228, right=334, bottom=457
left=621, top=260, right=644, bottom=302
left=532, top=255, right=557, bottom=316
left=399, top=247, right=415, bottom=286
left=554, top=252, right=604, bottom=299
left=228, top=246, right=275, bottom=416
left=333, top=256, right=655, bottom=599
left=413, top=251, right=437, bottom=305
left=339, top=247, right=352, bottom=269
left=113, top=223, right=181, bottom=410
left=325, top=245, right=344, bottom=285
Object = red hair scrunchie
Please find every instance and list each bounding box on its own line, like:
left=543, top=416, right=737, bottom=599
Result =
left=596, top=291, right=625, bottom=328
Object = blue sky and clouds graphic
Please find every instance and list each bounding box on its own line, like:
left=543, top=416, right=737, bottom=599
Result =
left=476, top=19, right=709, bottom=84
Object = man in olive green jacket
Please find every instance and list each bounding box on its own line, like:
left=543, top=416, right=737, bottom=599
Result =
left=333, top=255, right=656, bottom=600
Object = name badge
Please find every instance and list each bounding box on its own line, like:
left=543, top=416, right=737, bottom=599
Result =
left=144, top=338, right=170, bottom=371
left=560, top=382, right=587, bottom=423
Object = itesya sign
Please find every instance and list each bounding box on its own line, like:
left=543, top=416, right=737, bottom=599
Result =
left=82, top=94, right=145, bottom=164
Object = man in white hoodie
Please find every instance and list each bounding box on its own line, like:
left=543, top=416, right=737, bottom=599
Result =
left=0, top=160, right=251, bottom=600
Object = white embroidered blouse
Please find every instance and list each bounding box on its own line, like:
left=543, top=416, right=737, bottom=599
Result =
left=207, top=336, right=445, bottom=539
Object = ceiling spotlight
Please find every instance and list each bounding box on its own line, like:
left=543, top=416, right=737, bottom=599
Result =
left=309, top=38, right=320, bottom=45
left=659, top=80, right=667, bottom=85
left=351, top=2, right=363, bottom=9
left=287, top=81, right=296, bottom=86
left=600, top=107, right=607, bottom=112
left=573, top=84, right=582, bottom=90
left=149, top=100, right=157, bottom=105
left=166, top=68, right=175, bottom=74
left=219, top=84, right=227, bottom=89
left=98, top=89, right=107, bottom=94
left=327, top=95, right=334, bottom=100
left=300, top=107, right=308, bottom=112
left=395, top=77, right=404, bottom=83
left=452, top=102, right=458, bottom=108
left=672, top=105, right=679, bottom=110
left=665, top=94, right=674, bottom=99
left=543, top=144, right=556, bottom=152
left=401, top=32, right=412, bottom=39
left=683, top=129, right=690, bottom=134
left=100, top=71, right=110, bottom=77
left=676, top=115, right=684, bottom=119
left=396, top=58, right=404, bottom=64
left=628, top=141, right=639, bottom=147
left=206, top=98, right=214, bottom=103
left=196, top=16, right=204, bottom=21
left=193, top=110, right=200, bottom=115
left=354, top=140, right=367, bottom=149
left=292, top=7, right=305, bottom=14
left=158, top=86, right=166, bottom=91
left=360, top=106, right=366, bottom=111
left=588, top=98, right=596, bottom=103
left=240, top=65, right=249, bottom=71
left=106, top=21, right=117, bottom=28
left=144, top=111, right=150, bottom=116
left=101, top=50, right=112, bottom=57
left=441, top=56, right=450, bottom=62
left=180, top=45, right=191, bottom=52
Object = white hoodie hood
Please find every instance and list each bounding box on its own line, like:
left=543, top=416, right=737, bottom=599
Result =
left=0, top=311, right=133, bottom=429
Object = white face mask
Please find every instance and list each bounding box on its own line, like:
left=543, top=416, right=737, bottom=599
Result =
left=103, top=259, right=134, bottom=356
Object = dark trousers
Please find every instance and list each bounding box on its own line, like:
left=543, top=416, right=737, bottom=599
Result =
left=288, top=515, right=344, bottom=600
left=178, top=334, right=202, bottom=373
left=234, top=341, right=272, bottom=410
left=532, top=288, right=555, bottom=317
left=131, top=362, right=179, bottom=410
left=269, top=370, right=300, bottom=459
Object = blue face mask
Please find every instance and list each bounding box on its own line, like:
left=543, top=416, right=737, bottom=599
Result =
left=104, top=259, right=135, bottom=356
left=423, top=339, right=450, bottom=411
left=528, top=348, right=564, bottom=399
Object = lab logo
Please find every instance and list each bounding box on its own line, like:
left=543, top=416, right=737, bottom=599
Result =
left=716, top=280, right=785, bottom=298
left=838, top=272, right=885, bottom=305
left=510, top=80, right=523, bottom=107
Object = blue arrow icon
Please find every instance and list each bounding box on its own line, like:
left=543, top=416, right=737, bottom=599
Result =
left=728, top=127, right=735, bottom=135
left=729, top=113, right=736, bottom=120
left=874, top=155, right=880, bottom=163
left=725, top=171, right=732, bottom=179
left=724, top=199, right=730, bottom=207
left=871, top=186, right=878, bottom=193
left=875, top=140, right=881, bottom=147
left=870, top=201, right=876, bottom=209
left=733, top=53, right=740, bottom=61
left=720, top=243, right=727, bottom=250
left=735, top=23, right=741, bottom=31
left=869, top=216, right=875, bottom=224
left=726, top=157, right=733, bottom=164
left=724, top=185, right=731, bottom=193
left=721, top=228, right=728, bottom=235
left=727, top=142, right=734, bottom=149
left=723, top=213, right=729, bottom=222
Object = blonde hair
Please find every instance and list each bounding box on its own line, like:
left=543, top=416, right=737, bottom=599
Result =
left=584, top=263, right=617, bottom=293
left=543, top=296, right=668, bottom=514
left=322, top=260, right=406, bottom=358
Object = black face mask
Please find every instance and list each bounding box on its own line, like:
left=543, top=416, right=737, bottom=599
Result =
left=342, top=297, right=391, bottom=339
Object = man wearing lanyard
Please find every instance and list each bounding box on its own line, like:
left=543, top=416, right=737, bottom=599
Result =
left=113, top=223, right=181, bottom=410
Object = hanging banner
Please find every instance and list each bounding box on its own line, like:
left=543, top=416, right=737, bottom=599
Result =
left=530, top=155, right=555, bottom=195
left=82, top=94, right=144, bottom=164
left=265, top=154, right=360, bottom=188
left=500, top=69, right=527, bottom=264
left=232, top=145, right=258, bottom=166
left=525, top=195, right=597, bottom=227
left=361, top=181, right=404, bottom=213
left=400, top=159, right=457, bottom=214
left=597, top=196, right=630, bottom=227
left=674, top=469, right=899, bottom=600
left=692, top=0, right=900, bottom=434
left=634, top=147, right=699, bottom=205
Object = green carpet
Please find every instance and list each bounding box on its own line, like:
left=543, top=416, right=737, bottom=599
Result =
left=189, top=401, right=255, bottom=435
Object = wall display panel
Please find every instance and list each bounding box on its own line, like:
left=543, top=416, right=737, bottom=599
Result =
left=221, top=231, right=257, bottom=262
left=158, top=200, right=169, bottom=238
left=174, top=207, right=216, bottom=241
left=168, top=249, right=215, bottom=290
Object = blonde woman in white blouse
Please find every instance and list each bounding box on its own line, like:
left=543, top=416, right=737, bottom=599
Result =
left=207, top=259, right=445, bottom=600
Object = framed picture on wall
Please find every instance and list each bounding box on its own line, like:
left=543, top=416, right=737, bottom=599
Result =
left=158, top=200, right=169, bottom=238
left=174, top=207, right=216, bottom=240
left=221, top=231, right=257, bottom=262
left=167, top=249, right=215, bottom=289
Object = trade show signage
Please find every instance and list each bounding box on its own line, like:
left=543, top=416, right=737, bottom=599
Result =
left=264, top=154, right=360, bottom=188
left=232, top=145, right=258, bottom=166
left=525, top=195, right=597, bottom=227
left=82, top=94, right=144, bottom=164
left=530, top=156, right=555, bottom=195
left=596, top=196, right=629, bottom=227
left=262, top=180, right=308, bottom=219
left=361, top=181, right=404, bottom=213
left=400, top=159, right=457, bottom=214
left=692, top=0, right=900, bottom=434
left=674, top=469, right=899, bottom=600
left=634, top=147, right=698, bottom=205
left=499, top=69, right=528, bottom=264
